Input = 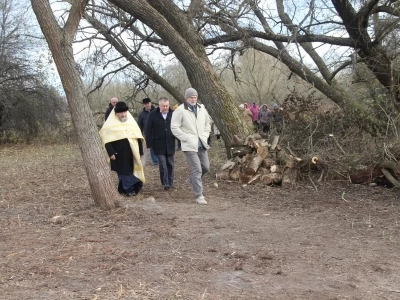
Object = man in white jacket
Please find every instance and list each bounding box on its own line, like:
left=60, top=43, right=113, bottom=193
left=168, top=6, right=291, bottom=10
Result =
left=171, top=88, right=211, bottom=205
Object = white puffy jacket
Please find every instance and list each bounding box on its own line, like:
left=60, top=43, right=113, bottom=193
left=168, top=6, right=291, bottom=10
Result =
left=171, top=102, right=211, bottom=152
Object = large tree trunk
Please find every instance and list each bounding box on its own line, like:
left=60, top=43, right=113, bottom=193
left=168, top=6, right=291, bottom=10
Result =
left=107, top=0, right=253, bottom=146
left=31, top=0, right=118, bottom=209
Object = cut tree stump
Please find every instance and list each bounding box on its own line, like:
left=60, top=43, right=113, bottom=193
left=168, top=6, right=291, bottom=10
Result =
left=230, top=165, right=241, bottom=180
left=262, top=158, right=276, bottom=168
left=261, top=173, right=282, bottom=185
left=242, top=154, right=264, bottom=175
left=270, top=164, right=281, bottom=173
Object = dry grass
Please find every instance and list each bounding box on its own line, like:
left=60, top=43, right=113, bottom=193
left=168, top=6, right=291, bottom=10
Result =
left=1, top=142, right=400, bottom=299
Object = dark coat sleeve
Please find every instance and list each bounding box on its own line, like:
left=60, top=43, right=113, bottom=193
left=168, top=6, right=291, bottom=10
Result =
left=137, top=111, right=144, bottom=132
left=105, top=139, right=133, bottom=175
left=145, top=112, right=154, bottom=148
left=105, top=142, right=116, bottom=157
left=105, top=105, right=113, bottom=121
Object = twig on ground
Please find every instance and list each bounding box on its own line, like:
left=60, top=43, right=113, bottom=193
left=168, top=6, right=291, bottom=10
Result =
left=308, top=174, right=318, bottom=191
left=341, top=191, right=349, bottom=203
left=329, top=134, right=346, bottom=155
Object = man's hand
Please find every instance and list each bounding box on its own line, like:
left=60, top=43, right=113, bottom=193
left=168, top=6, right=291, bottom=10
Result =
left=110, top=153, right=117, bottom=160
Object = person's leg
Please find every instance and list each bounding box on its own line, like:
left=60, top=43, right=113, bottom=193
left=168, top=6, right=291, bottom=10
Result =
left=166, top=154, right=175, bottom=188
left=183, top=151, right=203, bottom=198
left=156, top=154, right=168, bottom=188
left=150, top=148, right=158, bottom=165
left=118, top=174, right=142, bottom=196
left=198, top=148, right=210, bottom=178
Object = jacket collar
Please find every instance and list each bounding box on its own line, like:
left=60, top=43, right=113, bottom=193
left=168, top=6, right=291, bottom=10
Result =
left=183, top=102, right=201, bottom=111
left=155, top=107, right=173, bottom=114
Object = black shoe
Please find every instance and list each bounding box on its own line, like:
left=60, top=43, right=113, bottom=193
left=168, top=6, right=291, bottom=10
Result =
left=164, top=186, right=170, bottom=190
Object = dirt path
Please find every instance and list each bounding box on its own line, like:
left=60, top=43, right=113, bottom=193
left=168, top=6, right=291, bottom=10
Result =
left=1, top=144, right=400, bottom=299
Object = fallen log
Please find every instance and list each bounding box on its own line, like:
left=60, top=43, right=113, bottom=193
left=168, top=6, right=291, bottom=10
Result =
left=256, top=145, right=270, bottom=158
left=242, top=154, right=264, bottom=175
left=229, top=165, right=241, bottom=180
left=262, top=158, right=276, bottom=168
left=244, top=133, right=262, bottom=146
left=216, top=169, right=231, bottom=180
left=261, top=172, right=282, bottom=185
left=277, top=149, right=302, bottom=168
left=350, top=168, right=383, bottom=184
left=240, top=173, right=253, bottom=184
left=381, top=168, right=400, bottom=188
left=270, top=164, right=281, bottom=173
left=248, top=174, right=261, bottom=184
left=282, top=168, right=298, bottom=187
left=270, top=135, right=280, bottom=151
left=221, top=160, right=236, bottom=171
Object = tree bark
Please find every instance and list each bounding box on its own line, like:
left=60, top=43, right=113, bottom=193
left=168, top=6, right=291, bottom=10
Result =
left=31, top=0, right=118, bottom=209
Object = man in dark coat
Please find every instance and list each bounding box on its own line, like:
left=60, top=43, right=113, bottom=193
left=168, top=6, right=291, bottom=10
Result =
left=145, top=97, right=176, bottom=190
left=104, top=97, right=118, bottom=121
left=99, top=102, right=145, bottom=196
left=138, top=98, right=159, bottom=166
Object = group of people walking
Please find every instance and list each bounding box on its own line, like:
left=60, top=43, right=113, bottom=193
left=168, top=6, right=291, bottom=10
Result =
left=99, top=91, right=283, bottom=204
left=239, top=102, right=283, bottom=134
left=99, top=88, right=211, bottom=205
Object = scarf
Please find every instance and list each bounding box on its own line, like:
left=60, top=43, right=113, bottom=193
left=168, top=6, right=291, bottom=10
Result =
left=99, top=110, right=145, bottom=183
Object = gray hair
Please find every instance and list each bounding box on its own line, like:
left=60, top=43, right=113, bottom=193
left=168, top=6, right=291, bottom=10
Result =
left=158, top=97, right=169, bottom=104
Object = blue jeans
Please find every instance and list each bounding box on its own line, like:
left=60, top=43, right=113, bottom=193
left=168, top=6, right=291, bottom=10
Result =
left=156, top=154, right=174, bottom=187
left=150, top=148, right=158, bottom=164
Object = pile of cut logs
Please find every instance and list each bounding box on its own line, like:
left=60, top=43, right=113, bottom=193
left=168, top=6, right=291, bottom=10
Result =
left=216, top=133, right=302, bottom=186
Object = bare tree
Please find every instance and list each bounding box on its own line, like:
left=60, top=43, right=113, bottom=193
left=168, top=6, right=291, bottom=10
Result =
left=83, top=0, right=255, bottom=145
left=79, top=0, right=400, bottom=135
left=0, top=0, right=67, bottom=140
left=31, top=0, right=118, bottom=209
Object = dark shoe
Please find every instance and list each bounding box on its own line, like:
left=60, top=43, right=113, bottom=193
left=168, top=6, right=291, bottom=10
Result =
left=127, top=191, right=136, bottom=197
left=164, top=186, right=170, bottom=191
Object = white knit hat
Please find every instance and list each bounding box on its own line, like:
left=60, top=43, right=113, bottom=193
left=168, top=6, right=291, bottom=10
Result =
left=184, top=88, right=198, bottom=99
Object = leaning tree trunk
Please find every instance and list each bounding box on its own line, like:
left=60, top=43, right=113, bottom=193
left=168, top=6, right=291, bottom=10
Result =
left=31, top=0, right=118, bottom=209
left=108, top=0, right=253, bottom=148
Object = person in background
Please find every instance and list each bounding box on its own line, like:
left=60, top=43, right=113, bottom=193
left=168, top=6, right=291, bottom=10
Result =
left=258, top=104, right=273, bottom=134
left=104, top=97, right=118, bottom=121
left=239, top=103, right=254, bottom=130
left=208, top=117, right=221, bottom=145
left=249, top=102, right=260, bottom=131
left=99, top=102, right=145, bottom=197
left=173, top=104, right=181, bottom=151
left=171, top=88, right=211, bottom=205
left=145, top=97, right=175, bottom=190
left=272, top=103, right=284, bottom=134
left=138, top=98, right=159, bottom=166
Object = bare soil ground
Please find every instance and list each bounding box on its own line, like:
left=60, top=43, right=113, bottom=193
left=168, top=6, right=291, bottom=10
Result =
left=1, top=142, right=400, bottom=300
